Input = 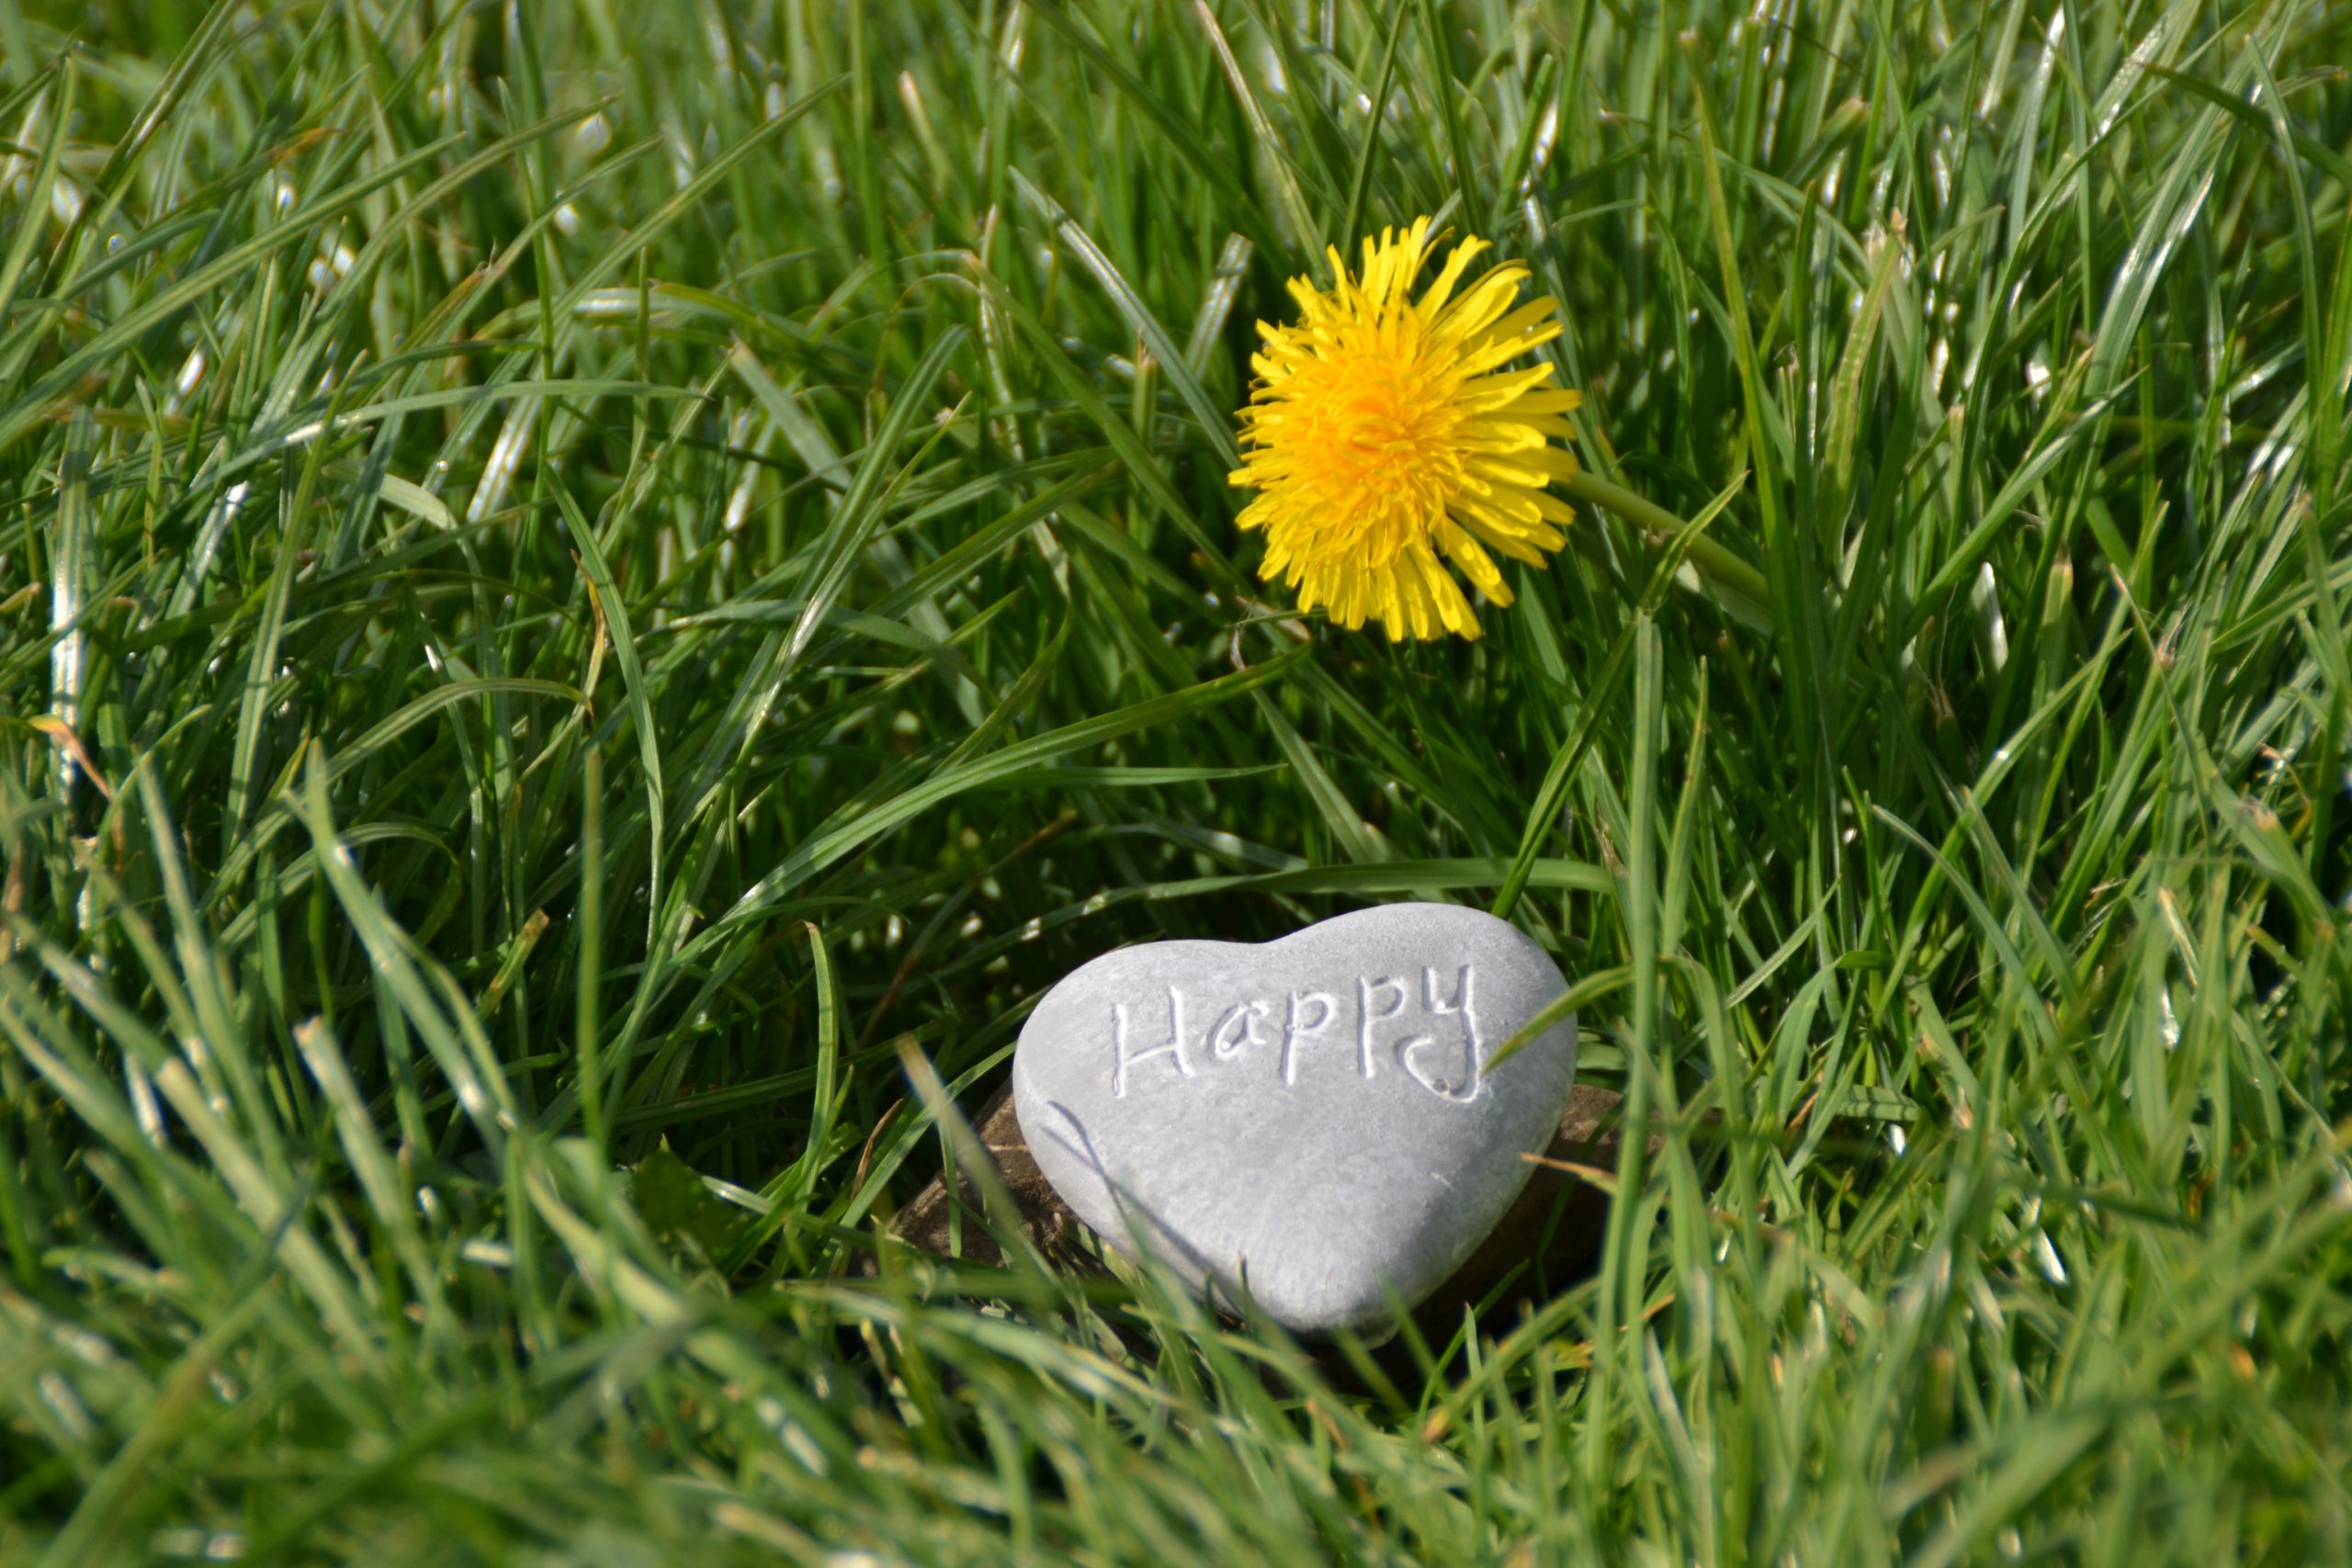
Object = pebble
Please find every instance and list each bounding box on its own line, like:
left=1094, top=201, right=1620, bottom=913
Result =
left=1012, top=903, right=1578, bottom=1333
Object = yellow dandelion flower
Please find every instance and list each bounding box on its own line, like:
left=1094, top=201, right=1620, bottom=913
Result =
left=1228, top=218, right=1583, bottom=641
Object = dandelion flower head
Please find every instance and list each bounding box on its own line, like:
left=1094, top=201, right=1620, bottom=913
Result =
left=1228, top=218, right=1582, bottom=640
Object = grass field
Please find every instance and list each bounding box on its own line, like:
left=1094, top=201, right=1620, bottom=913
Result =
left=2, top=0, right=2349, bottom=1560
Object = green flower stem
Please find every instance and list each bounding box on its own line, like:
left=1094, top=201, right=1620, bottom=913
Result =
left=1565, top=468, right=1775, bottom=627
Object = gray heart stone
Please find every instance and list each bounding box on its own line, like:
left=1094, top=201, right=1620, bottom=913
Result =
left=1011, top=903, right=1577, bottom=1333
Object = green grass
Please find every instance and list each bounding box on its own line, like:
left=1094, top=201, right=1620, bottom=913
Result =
left=0, top=0, right=2347, bottom=1560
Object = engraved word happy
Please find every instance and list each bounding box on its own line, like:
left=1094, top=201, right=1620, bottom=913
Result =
left=1108, top=964, right=1487, bottom=1103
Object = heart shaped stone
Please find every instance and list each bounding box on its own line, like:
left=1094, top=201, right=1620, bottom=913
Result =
left=1011, top=903, right=1577, bottom=1333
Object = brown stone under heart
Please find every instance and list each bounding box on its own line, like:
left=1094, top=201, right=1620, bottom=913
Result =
left=885, top=1080, right=1641, bottom=1342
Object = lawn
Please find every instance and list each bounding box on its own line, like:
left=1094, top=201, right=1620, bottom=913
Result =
left=2, top=0, right=2348, bottom=1561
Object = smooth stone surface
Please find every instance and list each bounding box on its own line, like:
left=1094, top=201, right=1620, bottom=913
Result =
left=1011, top=903, right=1577, bottom=1333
